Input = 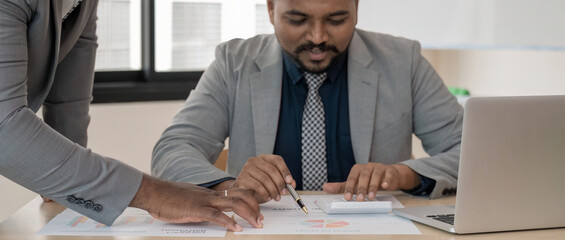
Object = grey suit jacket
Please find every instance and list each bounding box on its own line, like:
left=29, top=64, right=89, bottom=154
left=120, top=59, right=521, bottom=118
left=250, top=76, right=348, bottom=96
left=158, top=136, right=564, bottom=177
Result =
left=0, top=0, right=142, bottom=225
left=152, top=29, right=463, bottom=199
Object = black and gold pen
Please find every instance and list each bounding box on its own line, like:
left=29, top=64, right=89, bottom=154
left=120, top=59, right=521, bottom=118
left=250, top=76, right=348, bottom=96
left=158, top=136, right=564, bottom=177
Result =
left=286, top=184, right=308, bottom=214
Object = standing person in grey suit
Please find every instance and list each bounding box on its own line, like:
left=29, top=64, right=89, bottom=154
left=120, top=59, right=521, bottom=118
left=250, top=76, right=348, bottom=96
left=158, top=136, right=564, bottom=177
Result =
left=152, top=0, right=463, bottom=203
left=0, top=0, right=263, bottom=231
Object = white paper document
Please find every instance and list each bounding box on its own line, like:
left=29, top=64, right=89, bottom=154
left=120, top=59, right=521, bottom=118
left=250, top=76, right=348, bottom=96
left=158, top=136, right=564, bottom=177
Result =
left=235, top=194, right=421, bottom=235
left=37, top=207, right=227, bottom=237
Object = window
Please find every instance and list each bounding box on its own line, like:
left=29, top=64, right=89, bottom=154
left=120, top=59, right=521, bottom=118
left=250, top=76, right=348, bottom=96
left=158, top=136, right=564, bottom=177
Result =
left=95, top=0, right=141, bottom=71
left=94, top=0, right=272, bottom=102
left=158, top=2, right=222, bottom=71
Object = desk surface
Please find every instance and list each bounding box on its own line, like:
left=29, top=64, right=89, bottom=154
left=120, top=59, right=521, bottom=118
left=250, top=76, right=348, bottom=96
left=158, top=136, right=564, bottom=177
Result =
left=1, top=192, right=563, bottom=240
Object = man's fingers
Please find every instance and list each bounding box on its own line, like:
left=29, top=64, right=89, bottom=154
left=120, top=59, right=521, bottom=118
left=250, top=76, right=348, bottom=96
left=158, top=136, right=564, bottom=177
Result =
left=201, top=207, right=244, bottom=232
left=231, top=205, right=264, bottom=229
left=236, top=168, right=275, bottom=203
left=267, top=155, right=293, bottom=183
left=355, top=168, right=373, bottom=201
left=261, top=155, right=293, bottom=189
left=367, top=170, right=381, bottom=200
left=235, top=178, right=263, bottom=196
left=225, top=189, right=261, bottom=218
left=41, top=196, right=53, bottom=202
left=211, top=196, right=263, bottom=229
left=247, top=168, right=280, bottom=201
left=344, top=165, right=361, bottom=200
left=381, top=168, right=397, bottom=190
left=322, top=182, right=346, bottom=193
left=255, top=156, right=288, bottom=199
left=239, top=155, right=291, bottom=202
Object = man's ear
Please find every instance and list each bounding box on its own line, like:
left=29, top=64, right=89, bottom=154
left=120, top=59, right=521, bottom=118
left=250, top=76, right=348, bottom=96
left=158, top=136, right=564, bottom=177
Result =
left=267, top=0, right=275, bottom=25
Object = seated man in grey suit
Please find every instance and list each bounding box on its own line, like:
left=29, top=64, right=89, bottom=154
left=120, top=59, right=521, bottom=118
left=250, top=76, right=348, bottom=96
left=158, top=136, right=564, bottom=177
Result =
left=0, top=0, right=262, bottom=231
left=152, top=0, right=463, bottom=203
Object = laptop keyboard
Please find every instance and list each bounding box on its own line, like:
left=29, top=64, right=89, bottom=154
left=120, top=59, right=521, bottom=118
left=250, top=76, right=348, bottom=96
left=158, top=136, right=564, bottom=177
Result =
left=426, top=214, right=455, bottom=225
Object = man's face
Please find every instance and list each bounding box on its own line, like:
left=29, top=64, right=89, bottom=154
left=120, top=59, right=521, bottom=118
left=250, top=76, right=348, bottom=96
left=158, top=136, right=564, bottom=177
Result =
left=268, top=0, right=358, bottom=73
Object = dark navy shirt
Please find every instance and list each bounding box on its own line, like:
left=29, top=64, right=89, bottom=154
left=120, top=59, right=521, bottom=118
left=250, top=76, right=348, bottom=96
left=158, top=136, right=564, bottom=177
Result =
left=273, top=51, right=355, bottom=190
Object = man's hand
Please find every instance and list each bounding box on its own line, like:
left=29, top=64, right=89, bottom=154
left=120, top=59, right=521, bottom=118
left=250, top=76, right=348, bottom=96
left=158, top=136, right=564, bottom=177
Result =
left=129, top=175, right=263, bottom=232
left=213, top=154, right=295, bottom=203
left=41, top=196, right=53, bottom=202
left=322, top=163, right=420, bottom=201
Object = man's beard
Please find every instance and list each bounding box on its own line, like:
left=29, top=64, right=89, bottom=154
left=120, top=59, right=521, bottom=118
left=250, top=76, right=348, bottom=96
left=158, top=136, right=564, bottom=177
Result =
left=291, top=42, right=339, bottom=73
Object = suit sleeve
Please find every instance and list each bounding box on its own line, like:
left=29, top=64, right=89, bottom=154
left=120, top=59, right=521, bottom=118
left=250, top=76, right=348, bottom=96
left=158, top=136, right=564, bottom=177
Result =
left=0, top=0, right=143, bottom=225
left=400, top=42, right=464, bottom=199
left=152, top=43, right=233, bottom=185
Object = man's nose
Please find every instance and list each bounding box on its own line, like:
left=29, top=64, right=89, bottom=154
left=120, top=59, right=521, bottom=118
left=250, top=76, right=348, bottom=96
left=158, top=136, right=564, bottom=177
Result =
left=307, top=21, right=328, bottom=45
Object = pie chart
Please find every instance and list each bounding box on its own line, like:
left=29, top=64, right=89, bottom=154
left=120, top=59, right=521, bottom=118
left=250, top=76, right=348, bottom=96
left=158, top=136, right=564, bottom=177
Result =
left=300, top=219, right=350, bottom=228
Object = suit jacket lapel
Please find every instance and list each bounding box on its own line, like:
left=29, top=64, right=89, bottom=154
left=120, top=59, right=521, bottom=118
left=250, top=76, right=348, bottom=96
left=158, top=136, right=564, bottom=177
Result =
left=250, top=37, right=283, bottom=155
left=348, top=31, right=380, bottom=164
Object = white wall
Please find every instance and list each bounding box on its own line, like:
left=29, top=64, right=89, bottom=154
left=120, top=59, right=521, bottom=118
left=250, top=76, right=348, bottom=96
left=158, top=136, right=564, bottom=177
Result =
left=432, top=50, right=565, bottom=96
left=86, top=101, right=185, bottom=173
left=358, top=0, right=565, bottom=50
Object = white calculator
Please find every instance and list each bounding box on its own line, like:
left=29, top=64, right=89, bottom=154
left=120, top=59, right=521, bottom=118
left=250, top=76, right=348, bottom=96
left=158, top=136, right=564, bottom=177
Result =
left=315, top=198, right=392, bottom=214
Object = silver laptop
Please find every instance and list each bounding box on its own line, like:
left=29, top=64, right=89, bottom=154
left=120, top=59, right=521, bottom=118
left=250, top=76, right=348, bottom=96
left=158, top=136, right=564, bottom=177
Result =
left=393, top=95, right=565, bottom=234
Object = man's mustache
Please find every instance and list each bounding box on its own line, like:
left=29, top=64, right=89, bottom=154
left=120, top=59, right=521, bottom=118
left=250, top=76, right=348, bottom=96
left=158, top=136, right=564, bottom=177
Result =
left=294, top=42, right=339, bottom=54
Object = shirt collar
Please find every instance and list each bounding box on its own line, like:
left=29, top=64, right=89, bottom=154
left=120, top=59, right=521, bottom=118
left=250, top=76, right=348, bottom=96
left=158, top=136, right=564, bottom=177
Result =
left=283, top=49, right=348, bottom=85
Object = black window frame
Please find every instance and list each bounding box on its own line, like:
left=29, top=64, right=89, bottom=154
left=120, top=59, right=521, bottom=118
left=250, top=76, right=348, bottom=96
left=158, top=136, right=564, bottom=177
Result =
left=92, top=0, right=202, bottom=103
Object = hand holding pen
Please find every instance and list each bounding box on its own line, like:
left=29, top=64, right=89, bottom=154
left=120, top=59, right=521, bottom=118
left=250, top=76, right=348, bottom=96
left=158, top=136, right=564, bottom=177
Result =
left=217, top=154, right=297, bottom=204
